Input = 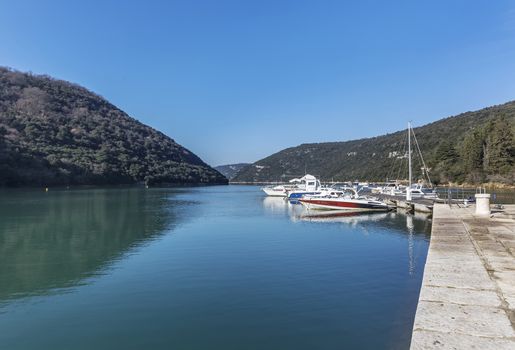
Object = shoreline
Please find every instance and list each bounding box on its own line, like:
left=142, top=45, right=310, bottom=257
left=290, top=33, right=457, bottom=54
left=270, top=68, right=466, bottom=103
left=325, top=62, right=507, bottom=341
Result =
left=0, top=182, right=229, bottom=191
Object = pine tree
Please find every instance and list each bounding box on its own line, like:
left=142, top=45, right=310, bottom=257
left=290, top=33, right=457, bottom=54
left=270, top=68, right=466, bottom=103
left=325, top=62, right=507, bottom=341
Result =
left=460, top=129, right=485, bottom=183
left=435, top=140, right=458, bottom=163
left=485, top=116, right=515, bottom=174
left=433, top=140, right=462, bottom=183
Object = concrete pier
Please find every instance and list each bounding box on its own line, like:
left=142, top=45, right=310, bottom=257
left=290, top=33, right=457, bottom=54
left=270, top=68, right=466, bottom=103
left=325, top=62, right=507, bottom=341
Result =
left=410, top=203, right=515, bottom=349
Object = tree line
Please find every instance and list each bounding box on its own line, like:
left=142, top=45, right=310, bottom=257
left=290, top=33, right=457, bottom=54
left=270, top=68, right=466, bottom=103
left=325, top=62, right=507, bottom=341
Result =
left=433, top=116, right=514, bottom=184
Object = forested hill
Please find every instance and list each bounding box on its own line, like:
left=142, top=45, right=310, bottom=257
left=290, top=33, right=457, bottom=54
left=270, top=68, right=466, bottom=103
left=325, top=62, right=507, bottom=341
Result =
left=234, top=101, right=515, bottom=185
left=0, top=67, right=227, bottom=186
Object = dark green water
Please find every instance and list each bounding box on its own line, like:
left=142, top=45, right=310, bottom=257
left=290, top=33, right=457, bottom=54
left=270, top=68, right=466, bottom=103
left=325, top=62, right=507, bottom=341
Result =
left=0, top=186, right=430, bottom=349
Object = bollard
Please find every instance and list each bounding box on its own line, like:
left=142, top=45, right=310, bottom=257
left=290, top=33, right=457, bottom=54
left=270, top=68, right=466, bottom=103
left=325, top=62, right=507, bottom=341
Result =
left=475, top=193, right=491, bottom=216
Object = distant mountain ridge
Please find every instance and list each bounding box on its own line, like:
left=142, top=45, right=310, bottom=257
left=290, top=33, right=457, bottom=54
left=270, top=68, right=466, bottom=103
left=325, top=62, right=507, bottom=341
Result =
left=0, top=67, right=227, bottom=186
left=234, top=101, right=515, bottom=185
left=214, top=163, right=250, bottom=180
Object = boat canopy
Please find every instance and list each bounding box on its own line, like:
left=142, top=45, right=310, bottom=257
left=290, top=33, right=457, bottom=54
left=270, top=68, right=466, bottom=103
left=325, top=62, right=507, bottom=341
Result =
left=289, top=178, right=302, bottom=183
left=300, top=174, right=317, bottom=181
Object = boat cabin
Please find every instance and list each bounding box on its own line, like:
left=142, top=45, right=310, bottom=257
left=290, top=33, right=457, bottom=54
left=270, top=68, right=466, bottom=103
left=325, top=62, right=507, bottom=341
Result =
left=300, top=174, right=320, bottom=192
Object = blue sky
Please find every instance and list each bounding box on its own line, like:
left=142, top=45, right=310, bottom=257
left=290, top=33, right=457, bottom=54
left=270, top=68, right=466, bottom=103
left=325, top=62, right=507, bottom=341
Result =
left=1, top=0, right=515, bottom=166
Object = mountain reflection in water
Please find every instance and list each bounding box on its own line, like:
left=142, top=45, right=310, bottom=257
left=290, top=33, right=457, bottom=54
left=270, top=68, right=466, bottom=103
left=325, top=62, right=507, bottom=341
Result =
left=0, top=188, right=191, bottom=302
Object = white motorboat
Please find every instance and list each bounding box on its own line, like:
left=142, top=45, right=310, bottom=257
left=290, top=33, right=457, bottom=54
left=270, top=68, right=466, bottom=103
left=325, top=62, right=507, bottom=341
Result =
left=262, top=185, right=292, bottom=197
left=262, top=177, right=305, bottom=197
left=404, top=184, right=438, bottom=199
left=302, top=186, right=356, bottom=199
left=286, top=174, right=322, bottom=199
left=379, top=182, right=406, bottom=196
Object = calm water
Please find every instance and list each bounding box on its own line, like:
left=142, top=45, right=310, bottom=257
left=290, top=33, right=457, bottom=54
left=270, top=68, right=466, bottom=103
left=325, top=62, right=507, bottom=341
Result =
left=0, top=186, right=431, bottom=349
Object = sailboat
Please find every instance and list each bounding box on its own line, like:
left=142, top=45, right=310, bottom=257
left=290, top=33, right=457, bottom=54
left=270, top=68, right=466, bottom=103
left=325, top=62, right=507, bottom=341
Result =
left=405, top=122, right=438, bottom=201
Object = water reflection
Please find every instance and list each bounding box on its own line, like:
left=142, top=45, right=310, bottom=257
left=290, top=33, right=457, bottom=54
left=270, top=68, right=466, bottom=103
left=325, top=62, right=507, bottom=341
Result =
left=262, top=196, right=290, bottom=214
left=263, top=197, right=431, bottom=279
left=406, top=215, right=415, bottom=275
left=293, top=209, right=391, bottom=225
left=0, top=188, right=187, bottom=302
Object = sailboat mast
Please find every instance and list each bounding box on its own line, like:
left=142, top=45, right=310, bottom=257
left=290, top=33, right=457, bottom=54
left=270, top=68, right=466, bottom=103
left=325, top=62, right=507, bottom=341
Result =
left=407, top=122, right=412, bottom=201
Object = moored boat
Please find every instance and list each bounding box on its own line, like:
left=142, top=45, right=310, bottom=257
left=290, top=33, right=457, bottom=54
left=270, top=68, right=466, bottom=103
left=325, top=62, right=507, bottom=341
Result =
left=262, top=178, right=303, bottom=197
left=379, top=182, right=406, bottom=196
left=299, top=197, right=391, bottom=211
left=262, top=185, right=291, bottom=197
left=404, top=184, right=438, bottom=199
left=299, top=188, right=390, bottom=211
left=286, top=174, right=322, bottom=199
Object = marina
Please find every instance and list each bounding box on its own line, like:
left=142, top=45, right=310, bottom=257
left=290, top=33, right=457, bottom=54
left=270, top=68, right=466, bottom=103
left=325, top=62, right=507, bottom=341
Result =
left=254, top=119, right=515, bottom=349
left=1, top=2, right=514, bottom=349
left=259, top=123, right=446, bottom=215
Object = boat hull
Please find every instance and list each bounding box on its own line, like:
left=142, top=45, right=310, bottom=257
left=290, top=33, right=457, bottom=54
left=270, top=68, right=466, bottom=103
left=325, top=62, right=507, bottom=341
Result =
left=262, top=187, right=287, bottom=197
left=299, top=198, right=390, bottom=211
left=288, top=191, right=320, bottom=199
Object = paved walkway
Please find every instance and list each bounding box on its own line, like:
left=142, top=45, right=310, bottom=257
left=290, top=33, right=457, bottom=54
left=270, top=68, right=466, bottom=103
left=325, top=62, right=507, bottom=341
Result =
left=410, top=204, right=515, bottom=349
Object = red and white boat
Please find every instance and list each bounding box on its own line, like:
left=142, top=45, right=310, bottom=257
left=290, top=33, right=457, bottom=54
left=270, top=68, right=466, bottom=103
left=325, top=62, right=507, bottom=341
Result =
left=299, top=189, right=390, bottom=211
left=299, top=197, right=390, bottom=211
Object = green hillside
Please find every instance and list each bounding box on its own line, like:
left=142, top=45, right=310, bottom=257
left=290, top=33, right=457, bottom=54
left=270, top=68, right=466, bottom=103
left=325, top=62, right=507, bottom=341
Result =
left=234, top=101, right=515, bottom=185
left=0, top=67, right=227, bottom=186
